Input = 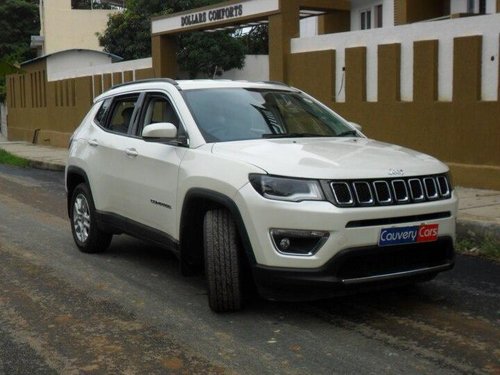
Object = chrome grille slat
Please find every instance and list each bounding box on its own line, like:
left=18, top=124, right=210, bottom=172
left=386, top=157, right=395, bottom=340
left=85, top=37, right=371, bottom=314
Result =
left=437, top=176, right=450, bottom=197
left=329, top=174, right=452, bottom=207
left=353, top=181, right=374, bottom=205
left=392, top=179, right=409, bottom=203
left=424, top=177, right=439, bottom=200
left=408, top=178, right=425, bottom=202
left=373, top=181, right=392, bottom=204
left=331, top=182, right=354, bottom=206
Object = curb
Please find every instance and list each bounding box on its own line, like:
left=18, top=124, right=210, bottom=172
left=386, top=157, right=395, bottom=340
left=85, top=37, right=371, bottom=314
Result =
left=456, top=219, right=500, bottom=244
left=27, top=159, right=66, bottom=172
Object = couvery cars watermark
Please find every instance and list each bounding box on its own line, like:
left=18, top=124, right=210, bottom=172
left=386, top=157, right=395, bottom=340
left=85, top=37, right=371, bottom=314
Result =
left=379, top=224, right=439, bottom=246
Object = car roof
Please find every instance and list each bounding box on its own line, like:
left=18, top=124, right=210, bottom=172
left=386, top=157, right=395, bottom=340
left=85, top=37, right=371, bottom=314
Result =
left=93, top=79, right=296, bottom=103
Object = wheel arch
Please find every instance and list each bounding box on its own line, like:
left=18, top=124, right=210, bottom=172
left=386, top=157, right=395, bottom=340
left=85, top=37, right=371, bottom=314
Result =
left=179, top=188, right=256, bottom=275
left=66, top=166, right=90, bottom=217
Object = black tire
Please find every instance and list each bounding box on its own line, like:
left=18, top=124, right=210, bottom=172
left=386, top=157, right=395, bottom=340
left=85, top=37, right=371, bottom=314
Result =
left=69, top=183, right=112, bottom=253
left=204, top=209, right=243, bottom=312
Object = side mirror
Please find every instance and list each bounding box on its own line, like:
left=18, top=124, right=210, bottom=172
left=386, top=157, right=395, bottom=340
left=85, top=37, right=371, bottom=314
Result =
left=349, top=122, right=362, bottom=132
left=142, top=122, right=178, bottom=140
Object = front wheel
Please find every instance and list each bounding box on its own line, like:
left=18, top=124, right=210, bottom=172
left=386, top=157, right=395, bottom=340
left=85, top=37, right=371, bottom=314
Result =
left=70, top=183, right=112, bottom=253
left=204, top=209, right=243, bottom=312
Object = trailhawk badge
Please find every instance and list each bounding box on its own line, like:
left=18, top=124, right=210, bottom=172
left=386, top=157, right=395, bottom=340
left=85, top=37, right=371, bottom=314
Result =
left=378, top=224, right=439, bottom=246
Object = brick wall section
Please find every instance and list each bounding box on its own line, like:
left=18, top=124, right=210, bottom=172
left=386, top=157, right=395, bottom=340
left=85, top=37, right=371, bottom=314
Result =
left=6, top=63, right=155, bottom=148
left=413, top=40, right=438, bottom=102
left=378, top=43, right=401, bottom=102
left=345, top=47, right=367, bottom=102
left=453, top=36, right=482, bottom=103
left=288, top=50, right=335, bottom=103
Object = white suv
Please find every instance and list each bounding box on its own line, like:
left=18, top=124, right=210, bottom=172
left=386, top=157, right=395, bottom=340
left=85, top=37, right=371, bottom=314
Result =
left=66, top=79, right=457, bottom=312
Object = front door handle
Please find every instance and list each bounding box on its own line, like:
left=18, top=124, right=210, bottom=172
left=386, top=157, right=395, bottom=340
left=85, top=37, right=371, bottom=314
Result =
left=125, top=148, right=138, bottom=158
left=88, top=139, right=98, bottom=147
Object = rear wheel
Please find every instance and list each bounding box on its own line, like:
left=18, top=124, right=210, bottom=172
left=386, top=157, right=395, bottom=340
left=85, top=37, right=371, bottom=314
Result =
left=70, top=183, right=112, bottom=253
left=203, top=209, right=243, bottom=312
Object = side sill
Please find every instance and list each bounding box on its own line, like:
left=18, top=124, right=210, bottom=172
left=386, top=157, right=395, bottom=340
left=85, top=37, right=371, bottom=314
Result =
left=95, top=210, right=180, bottom=256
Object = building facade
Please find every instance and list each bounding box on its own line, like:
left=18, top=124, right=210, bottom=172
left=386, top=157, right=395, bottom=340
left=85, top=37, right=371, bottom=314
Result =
left=31, top=0, right=120, bottom=56
left=6, top=0, right=500, bottom=190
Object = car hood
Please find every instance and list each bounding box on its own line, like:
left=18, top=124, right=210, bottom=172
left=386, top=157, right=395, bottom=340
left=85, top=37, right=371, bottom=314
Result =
left=211, top=138, right=448, bottom=179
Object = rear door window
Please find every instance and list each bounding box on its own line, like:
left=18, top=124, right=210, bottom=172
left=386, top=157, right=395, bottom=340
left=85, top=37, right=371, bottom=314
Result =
left=100, top=94, right=140, bottom=135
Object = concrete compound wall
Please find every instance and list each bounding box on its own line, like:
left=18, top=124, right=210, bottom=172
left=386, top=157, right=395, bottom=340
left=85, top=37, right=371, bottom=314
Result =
left=6, top=57, right=155, bottom=147
left=5, top=6, right=500, bottom=190
left=5, top=54, right=268, bottom=148
left=292, top=13, right=500, bottom=102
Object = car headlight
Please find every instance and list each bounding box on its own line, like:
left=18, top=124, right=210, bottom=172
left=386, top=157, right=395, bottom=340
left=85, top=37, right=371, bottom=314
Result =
left=249, top=174, right=325, bottom=202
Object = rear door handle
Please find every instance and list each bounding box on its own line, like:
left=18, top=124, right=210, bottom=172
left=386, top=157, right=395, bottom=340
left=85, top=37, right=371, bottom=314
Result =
left=88, top=139, right=98, bottom=147
left=125, top=148, right=138, bottom=157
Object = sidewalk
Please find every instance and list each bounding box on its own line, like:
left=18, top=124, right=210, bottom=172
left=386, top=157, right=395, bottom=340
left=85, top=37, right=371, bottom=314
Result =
left=0, top=134, right=67, bottom=171
left=0, top=134, right=499, bottom=245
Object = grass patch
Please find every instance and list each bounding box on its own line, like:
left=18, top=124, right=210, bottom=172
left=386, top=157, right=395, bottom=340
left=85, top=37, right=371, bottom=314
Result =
left=0, top=149, right=30, bottom=168
left=456, top=235, right=500, bottom=261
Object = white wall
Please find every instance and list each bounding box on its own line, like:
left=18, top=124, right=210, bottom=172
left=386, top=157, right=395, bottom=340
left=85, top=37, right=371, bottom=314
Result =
left=47, top=50, right=116, bottom=81
left=451, top=0, right=497, bottom=14
left=291, top=13, right=500, bottom=102
left=47, top=53, right=268, bottom=89
left=300, top=17, right=318, bottom=37
left=220, top=55, right=269, bottom=81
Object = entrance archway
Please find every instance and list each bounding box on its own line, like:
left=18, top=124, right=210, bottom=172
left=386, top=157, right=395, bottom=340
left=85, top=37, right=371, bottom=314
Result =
left=151, top=0, right=350, bottom=82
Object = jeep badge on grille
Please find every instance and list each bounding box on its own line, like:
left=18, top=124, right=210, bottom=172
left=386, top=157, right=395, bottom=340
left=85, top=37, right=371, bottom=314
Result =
left=388, top=168, right=404, bottom=176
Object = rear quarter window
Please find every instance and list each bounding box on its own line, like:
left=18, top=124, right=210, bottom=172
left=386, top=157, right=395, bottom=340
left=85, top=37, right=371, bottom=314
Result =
left=94, top=98, right=112, bottom=126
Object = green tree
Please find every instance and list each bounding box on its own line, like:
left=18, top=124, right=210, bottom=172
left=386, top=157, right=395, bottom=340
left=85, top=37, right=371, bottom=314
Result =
left=237, top=25, right=269, bottom=55
left=0, top=0, right=39, bottom=101
left=98, top=0, right=246, bottom=78
left=71, top=0, right=114, bottom=10
left=177, top=31, right=245, bottom=78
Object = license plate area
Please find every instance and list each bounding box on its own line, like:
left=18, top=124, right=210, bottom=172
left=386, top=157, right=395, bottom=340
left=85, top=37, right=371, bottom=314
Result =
left=379, top=224, right=439, bottom=247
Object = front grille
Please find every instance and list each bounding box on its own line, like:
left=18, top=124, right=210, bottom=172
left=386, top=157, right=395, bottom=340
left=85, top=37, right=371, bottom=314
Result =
left=328, top=174, right=452, bottom=207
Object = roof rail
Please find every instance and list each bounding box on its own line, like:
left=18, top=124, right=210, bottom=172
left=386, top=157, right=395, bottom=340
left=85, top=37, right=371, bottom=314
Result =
left=110, top=78, right=180, bottom=91
left=261, top=80, right=290, bottom=87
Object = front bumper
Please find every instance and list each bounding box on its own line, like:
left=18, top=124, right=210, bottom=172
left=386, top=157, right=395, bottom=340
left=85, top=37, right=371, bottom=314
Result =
left=235, top=184, right=458, bottom=269
left=252, top=236, right=455, bottom=301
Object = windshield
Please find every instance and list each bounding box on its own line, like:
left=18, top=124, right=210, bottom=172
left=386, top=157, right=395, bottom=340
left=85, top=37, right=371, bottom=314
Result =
left=183, top=88, right=359, bottom=143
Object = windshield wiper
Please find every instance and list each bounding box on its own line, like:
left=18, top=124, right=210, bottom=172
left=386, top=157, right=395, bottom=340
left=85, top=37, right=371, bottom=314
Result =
left=335, top=130, right=358, bottom=137
left=262, top=133, right=331, bottom=139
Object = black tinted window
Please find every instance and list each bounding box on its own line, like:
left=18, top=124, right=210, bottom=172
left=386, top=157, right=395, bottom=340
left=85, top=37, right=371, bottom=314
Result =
left=94, top=98, right=112, bottom=125
left=105, top=95, right=139, bottom=135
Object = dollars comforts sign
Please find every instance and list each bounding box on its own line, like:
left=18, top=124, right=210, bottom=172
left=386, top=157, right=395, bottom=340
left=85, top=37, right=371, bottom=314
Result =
left=181, top=4, right=243, bottom=27
left=151, top=0, right=279, bottom=35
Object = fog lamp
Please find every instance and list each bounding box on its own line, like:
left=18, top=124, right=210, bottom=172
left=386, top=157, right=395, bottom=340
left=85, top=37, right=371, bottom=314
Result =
left=270, top=229, right=329, bottom=256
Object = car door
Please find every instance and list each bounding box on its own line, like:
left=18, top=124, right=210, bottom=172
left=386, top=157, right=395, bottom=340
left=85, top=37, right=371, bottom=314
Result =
left=116, top=91, right=187, bottom=238
left=89, top=93, right=142, bottom=217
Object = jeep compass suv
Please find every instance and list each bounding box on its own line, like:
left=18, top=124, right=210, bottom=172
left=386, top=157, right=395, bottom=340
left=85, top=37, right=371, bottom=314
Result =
left=66, top=79, right=457, bottom=312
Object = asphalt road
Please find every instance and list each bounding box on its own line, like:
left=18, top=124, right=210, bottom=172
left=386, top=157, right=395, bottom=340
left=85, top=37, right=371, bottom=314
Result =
left=0, top=164, right=498, bottom=374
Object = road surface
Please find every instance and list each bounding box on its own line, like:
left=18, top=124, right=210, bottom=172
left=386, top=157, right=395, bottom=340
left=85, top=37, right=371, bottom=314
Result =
left=0, top=164, right=498, bottom=374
